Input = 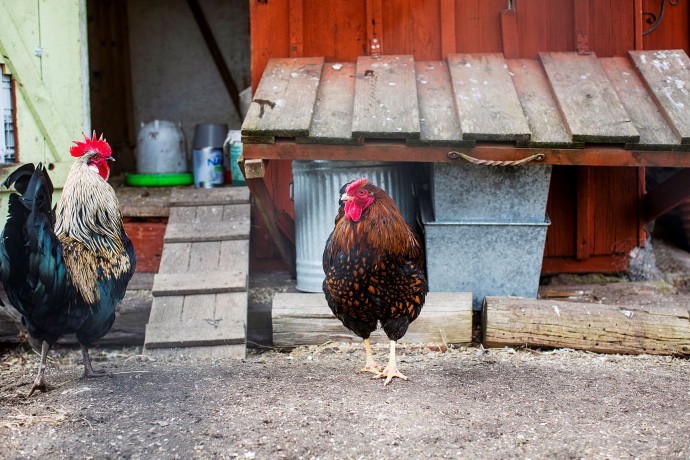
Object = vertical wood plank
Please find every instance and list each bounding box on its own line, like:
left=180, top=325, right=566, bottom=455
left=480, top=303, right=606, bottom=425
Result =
left=440, top=0, right=456, bottom=58
left=297, top=62, right=360, bottom=144
left=412, top=60, right=473, bottom=146
left=600, top=57, right=680, bottom=150
left=181, top=294, right=216, bottom=321
left=366, top=0, right=384, bottom=54
left=250, top=0, right=290, bottom=93
left=351, top=55, right=420, bottom=139
left=447, top=53, right=531, bottom=141
left=539, top=52, right=640, bottom=143
left=507, top=59, right=577, bottom=147
left=576, top=167, right=594, bottom=260
left=634, top=0, right=643, bottom=50
left=148, top=297, right=184, bottom=324
left=241, top=57, right=324, bottom=138
left=500, top=8, right=519, bottom=59
left=573, top=0, right=590, bottom=54
left=288, top=0, right=303, bottom=58
left=629, top=50, right=690, bottom=144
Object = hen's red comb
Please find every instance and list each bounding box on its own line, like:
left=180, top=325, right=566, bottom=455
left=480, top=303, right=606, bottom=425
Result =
left=345, top=178, right=368, bottom=195
left=69, top=131, right=112, bottom=158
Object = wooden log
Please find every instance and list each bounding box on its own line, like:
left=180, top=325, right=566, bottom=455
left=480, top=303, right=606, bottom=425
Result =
left=272, top=292, right=473, bottom=348
left=483, top=296, right=690, bottom=356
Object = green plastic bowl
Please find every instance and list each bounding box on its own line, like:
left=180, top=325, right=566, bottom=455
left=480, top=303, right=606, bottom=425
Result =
left=125, top=173, right=194, bottom=187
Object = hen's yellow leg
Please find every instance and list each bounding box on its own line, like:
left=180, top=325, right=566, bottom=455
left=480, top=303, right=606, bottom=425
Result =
left=374, top=340, right=408, bottom=386
left=357, top=338, right=381, bottom=374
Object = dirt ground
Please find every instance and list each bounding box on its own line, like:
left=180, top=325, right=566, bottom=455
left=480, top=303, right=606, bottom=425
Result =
left=1, top=238, right=689, bottom=459
left=1, top=342, right=689, bottom=460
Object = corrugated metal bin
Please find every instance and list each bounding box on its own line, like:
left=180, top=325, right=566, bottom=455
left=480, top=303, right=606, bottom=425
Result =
left=293, top=160, right=416, bottom=292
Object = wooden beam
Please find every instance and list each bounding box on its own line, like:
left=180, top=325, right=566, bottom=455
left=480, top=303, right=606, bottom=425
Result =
left=152, top=271, right=247, bottom=296
left=186, top=0, right=241, bottom=118
left=242, top=141, right=690, bottom=168
left=242, top=163, right=296, bottom=276
left=483, top=296, right=690, bottom=356
left=643, top=168, right=690, bottom=221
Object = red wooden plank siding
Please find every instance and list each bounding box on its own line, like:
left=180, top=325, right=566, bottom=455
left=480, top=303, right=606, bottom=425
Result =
left=246, top=0, right=686, bottom=274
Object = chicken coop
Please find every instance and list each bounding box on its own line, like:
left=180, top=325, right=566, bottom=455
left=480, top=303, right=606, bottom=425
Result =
left=241, top=0, right=690, bottom=309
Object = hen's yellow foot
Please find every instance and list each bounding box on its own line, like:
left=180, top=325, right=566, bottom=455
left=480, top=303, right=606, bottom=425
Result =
left=373, top=366, right=408, bottom=386
left=358, top=363, right=382, bottom=375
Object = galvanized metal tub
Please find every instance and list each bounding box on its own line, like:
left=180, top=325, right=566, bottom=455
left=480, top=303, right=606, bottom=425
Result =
left=293, top=160, right=417, bottom=292
left=431, top=163, right=552, bottom=222
left=423, top=206, right=550, bottom=310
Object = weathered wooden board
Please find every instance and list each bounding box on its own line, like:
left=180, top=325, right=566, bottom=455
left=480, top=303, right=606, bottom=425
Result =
left=144, top=320, right=245, bottom=348
left=507, top=59, right=580, bottom=148
left=272, top=292, right=473, bottom=347
left=539, top=52, right=639, bottom=143
left=629, top=50, right=690, bottom=144
left=352, top=55, right=421, bottom=140
left=164, top=219, right=250, bottom=243
left=118, top=187, right=171, bottom=217
left=601, top=57, right=685, bottom=151
left=152, top=271, right=247, bottom=296
left=483, top=296, right=690, bottom=356
left=447, top=53, right=531, bottom=142
left=169, top=187, right=250, bottom=207
left=410, top=61, right=474, bottom=147
left=297, top=62, right=361, bottom=145
left=241, top=57, right=324, bottom=139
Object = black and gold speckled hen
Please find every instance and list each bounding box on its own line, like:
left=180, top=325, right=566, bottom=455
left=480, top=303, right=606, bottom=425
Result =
left=322, top=178, right=427, bottom=385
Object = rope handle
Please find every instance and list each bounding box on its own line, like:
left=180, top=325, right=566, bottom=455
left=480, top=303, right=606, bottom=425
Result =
left=448, top=151, right=545, bottom=166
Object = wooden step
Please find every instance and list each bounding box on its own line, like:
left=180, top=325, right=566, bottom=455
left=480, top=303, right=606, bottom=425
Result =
left=144, top=319, right=245, bottom=348
left=169, top=187, right=250, bottom=206
left=152, top=271, right=247, bottom=296
left=272, top=292, right=473, bottom=347
left=164, top=220, right=250, bottom=243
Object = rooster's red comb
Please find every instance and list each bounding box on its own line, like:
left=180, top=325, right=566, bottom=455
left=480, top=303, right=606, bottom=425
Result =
left=345, top=178, right=368, bottom=195
left=69, top=131, right=112, bottom=158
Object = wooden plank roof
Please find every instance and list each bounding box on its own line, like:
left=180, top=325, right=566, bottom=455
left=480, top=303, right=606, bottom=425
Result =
left=241, top=50, right=690, bottom=167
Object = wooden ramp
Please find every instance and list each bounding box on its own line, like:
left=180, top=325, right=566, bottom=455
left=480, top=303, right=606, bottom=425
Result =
left=143, top=188, right=250, bottom=358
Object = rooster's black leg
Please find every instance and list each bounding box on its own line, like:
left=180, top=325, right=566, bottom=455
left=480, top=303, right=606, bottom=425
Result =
left=80, top=344, right=110, bottom=378
left=27, top=340, right=50, bottom=397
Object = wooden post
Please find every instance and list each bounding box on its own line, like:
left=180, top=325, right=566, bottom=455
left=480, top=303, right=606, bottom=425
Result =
left=633, top=0, right=644, bottom=50
left=576, top=167, right=594, bottom=260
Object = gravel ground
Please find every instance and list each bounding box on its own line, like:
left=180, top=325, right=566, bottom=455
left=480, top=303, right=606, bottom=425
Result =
left=1, top=343, right=689, bottom=459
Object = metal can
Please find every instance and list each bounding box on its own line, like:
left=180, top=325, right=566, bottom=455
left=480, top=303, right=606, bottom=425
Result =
left=193, top=147, right=224, bottom=188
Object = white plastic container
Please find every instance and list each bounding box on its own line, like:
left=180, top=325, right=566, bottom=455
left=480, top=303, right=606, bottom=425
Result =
left=136, top=120, right=188, bottom=174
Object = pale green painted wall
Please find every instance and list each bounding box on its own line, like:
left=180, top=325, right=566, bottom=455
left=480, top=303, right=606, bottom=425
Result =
left=0, top=0, right=88, bottom=223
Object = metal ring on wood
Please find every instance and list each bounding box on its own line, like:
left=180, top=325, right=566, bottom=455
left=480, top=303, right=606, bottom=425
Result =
left=447, top=151, right=546, bottom=166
